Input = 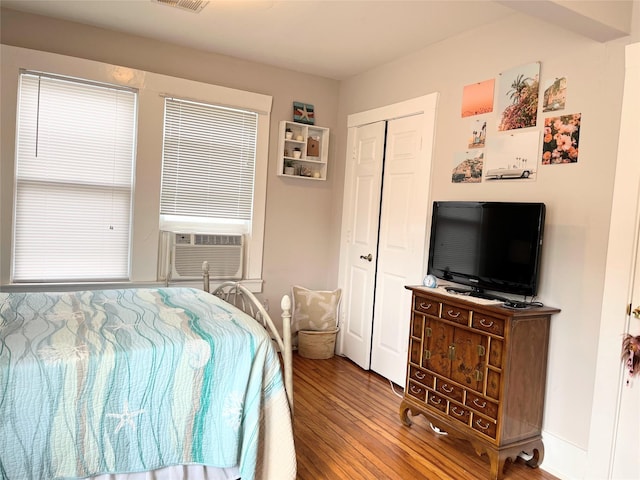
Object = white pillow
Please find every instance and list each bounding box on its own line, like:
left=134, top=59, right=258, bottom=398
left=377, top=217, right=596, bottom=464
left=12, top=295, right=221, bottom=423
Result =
left=292, top=286, right=341, bottom=332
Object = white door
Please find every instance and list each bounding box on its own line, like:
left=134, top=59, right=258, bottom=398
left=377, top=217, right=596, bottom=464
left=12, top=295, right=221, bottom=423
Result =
left=587, top=42, right=639, bottom=479
left=337, top=121, right=386, bottom=369
left=612, top=250, right=640, bottom=478
left=611, top=44, right=640, bottom=476
left=370, top=114, right=430, bottom=386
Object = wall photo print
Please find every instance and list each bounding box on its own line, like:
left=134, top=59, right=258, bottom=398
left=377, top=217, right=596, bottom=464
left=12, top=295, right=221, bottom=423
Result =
left=543, top=77, right=567, bottom=112
left=484, top=130, right=539, bottom=181
left=467, top=119, right=487, bottom=148
left=452, top=150, right=484, bottom=183
left=542, top=113, right=581, bottom=164
left=497, top=62, right=540, bottom=131
left=461, top=79, right=495, bottom=117
left=293, top=101, right=315, bottom=124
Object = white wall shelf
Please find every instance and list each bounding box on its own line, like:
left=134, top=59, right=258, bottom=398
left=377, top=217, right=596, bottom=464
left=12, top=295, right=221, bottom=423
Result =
left=277, top=120, right=329, bottom=181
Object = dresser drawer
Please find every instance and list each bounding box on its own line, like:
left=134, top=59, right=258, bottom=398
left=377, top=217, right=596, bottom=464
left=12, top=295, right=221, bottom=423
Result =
left=466, top=392, right=499, bottom=420
left=472, top=313, right=505, bottom=336
left=442, top=303, right=469, bottom=325
left=414, top=296, right=439, bottom=316
left=435, top=378, right=464, bottom=403
left=406, top=380, right=427, bottom=403
left=448, top=403, right=471, bottom=425
left=472, top=415, right=497, bottom=439
left=486, top=369, right=501, bottom=400
left=411, top=314, right=424, bottom=337
left=427, top=391, right=448, bottom=413
left=488, top=338, right=504, bottom=368
left=409, top=338, right=422, bottom=365
left=409, top=365, right=434, bottom=388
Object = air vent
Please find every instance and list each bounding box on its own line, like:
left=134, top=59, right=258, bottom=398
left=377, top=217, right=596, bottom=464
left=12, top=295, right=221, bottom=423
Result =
left=152, top=0, right=209, bottom=13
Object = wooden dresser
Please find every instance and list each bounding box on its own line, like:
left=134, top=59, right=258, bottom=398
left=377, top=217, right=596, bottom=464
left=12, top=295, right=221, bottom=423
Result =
left=399, top=286, right=560, bottom=480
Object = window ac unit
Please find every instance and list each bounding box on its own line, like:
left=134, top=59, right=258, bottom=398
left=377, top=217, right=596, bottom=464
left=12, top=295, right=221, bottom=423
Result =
left=159, top=231, right=244, bottom=281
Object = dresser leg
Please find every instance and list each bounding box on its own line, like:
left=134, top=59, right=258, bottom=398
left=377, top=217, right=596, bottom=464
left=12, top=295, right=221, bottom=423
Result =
left=472, top=438, right=544, bottom=480
left=399, top=399, right=413, bottom=426
left=488, top=452, right=505, bottom=480
left=523, top=440, right=544, bottom=468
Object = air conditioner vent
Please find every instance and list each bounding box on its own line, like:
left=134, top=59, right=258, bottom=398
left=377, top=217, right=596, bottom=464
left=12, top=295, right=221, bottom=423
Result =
left=194, top=234, right=242, bottom=246
left=152, top=0, right=209, bottom=13
left=158, top=231, right=244, bottom=281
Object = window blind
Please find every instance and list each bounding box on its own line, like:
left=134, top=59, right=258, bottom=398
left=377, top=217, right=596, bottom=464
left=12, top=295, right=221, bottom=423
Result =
left=160, top=97, right=257, bottom=232
left=13, top=72, right=137, bottom=282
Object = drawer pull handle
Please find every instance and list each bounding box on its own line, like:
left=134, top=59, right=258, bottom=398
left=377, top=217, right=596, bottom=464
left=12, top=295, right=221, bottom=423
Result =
left=451, top=406, right=465, bottom=417
left=425, top=327, right=432, bottom=337
left=477, top=345, right=486, bottom=356
left=447, top=309, right=461, bottom=318
left=441, top=384, right=454, bottom=393
left=473, top=398, right=487, bottom=409
left=479, top=318, right=494, bottom=328
left=410, top=385, right=423, bottom=394
left=424, top=350, right=431, bottom=360
left=420, top=302, right=432, bottom=310
left=475, top=419, right=491, bottom=430
left=415, top=371, right=426, bottom=380
left=430, top=396, right=442, bottom=405
left=448, top=345, right=456, bottom=360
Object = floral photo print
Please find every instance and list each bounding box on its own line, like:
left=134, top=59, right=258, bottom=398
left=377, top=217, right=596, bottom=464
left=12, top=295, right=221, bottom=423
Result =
left=542, top=113, right=581, bottom=164
left=497, top=62, right=540, bottom=131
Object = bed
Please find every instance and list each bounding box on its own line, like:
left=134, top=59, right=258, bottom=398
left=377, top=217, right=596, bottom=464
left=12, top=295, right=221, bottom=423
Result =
left=0, top=278, right=295, bottom=480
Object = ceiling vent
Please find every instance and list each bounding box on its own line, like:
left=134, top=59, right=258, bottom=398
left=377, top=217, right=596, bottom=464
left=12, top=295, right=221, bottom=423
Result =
left=152, top=0, right=209, bottom=13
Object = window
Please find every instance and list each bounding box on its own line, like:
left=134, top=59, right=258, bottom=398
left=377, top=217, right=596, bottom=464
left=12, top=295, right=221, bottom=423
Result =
left=12, top=71, right=137, bottom=282
left=160, top=97, right=258, bottom=235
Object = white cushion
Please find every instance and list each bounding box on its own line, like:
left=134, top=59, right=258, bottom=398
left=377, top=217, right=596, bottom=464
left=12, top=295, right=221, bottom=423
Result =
left=291, top=286, right=341, bottom=332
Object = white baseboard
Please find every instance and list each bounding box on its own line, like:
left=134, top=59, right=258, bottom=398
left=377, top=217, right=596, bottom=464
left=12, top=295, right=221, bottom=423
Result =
left=540, top=429, right=587, bottom=479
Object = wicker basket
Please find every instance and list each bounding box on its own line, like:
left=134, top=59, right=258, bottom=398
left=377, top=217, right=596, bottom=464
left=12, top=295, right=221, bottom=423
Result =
left=298, top=328, right=339, bottom=359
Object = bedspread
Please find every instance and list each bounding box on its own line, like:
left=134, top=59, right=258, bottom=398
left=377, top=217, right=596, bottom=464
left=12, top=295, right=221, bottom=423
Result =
left=0, top=287, right=295, bottom=480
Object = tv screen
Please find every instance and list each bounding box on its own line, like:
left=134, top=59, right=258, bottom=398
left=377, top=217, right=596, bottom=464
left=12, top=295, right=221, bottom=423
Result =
left=427, top=201, right=546, bottom=299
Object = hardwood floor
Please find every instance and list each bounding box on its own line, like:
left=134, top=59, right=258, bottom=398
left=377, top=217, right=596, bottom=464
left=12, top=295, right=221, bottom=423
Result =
left=292, top=353, right=559, bottom=480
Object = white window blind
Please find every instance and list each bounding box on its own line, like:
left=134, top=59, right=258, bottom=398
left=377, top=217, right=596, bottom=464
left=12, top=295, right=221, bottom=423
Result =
left=13, top=72, right=137, bottom=282
left=160, top=97, right=257, bottom=233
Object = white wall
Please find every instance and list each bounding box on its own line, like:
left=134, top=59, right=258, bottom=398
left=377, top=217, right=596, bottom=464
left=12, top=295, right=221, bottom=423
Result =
left=334, top=10, right=639, bottom=480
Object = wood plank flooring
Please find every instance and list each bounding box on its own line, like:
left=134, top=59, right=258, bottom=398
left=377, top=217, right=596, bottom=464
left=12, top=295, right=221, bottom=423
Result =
left=292, top=353, right=559, bottom=480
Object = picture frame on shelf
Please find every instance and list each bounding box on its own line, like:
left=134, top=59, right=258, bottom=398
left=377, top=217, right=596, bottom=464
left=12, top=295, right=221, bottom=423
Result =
left=293, top=102, right=315, bottom=125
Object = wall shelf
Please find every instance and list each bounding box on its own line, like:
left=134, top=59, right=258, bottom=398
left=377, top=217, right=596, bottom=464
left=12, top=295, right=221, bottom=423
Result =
left=277, top=120, right=329, bottom=181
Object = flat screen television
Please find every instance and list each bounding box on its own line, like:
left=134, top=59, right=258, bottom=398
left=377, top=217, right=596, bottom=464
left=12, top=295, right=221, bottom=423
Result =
left=427, top=201, right=546, bottom=300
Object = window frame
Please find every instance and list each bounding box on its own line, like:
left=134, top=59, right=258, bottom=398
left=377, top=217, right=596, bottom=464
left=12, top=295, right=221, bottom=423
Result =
left=12, top=70, right=138, bottom=283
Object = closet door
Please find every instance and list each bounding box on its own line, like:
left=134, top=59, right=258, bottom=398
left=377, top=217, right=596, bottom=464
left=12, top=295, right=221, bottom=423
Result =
left=337, top=93, right=437, bottom=383
left=338, top=121, right=386, bottom=370
left=370, top=114, right=430, bottom=387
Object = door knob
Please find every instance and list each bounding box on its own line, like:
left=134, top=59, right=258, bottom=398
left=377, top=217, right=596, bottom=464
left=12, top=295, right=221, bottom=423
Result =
left=633, top=306, right=640, bottom=318
left=359, top=253, right=373, bottom=262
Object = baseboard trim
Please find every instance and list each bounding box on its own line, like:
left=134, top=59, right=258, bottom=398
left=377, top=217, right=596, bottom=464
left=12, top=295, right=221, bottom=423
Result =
left=540, top=429, right=587, bottom=479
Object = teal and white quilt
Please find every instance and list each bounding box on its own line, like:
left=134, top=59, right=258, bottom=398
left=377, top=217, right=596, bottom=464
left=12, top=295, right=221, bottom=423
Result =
left=0, top=287, right=295, bottom=480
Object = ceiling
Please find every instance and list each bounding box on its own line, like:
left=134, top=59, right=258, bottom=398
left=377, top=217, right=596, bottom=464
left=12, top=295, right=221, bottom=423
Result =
left=1, top=0, right=519, bottom=80
left=1, top=1, right=634, bottom=80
